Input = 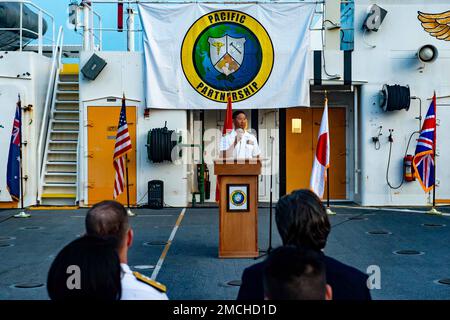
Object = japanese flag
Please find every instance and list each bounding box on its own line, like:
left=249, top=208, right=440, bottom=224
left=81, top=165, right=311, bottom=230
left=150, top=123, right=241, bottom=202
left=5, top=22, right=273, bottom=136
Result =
left=310, top=99, right=330, bottom=198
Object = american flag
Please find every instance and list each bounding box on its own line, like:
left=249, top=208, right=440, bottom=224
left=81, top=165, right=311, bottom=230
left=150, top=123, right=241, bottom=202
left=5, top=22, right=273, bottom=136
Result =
left=413, top=93, right=436, bottom=193
left=113, top=96, right=132, bottom=198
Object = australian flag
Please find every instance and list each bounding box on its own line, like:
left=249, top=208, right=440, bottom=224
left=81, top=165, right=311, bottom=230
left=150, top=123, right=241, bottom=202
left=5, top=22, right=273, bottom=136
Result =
left=6, top=96, right=22, bottom=201
left=413, top=93, right=436, bottom=193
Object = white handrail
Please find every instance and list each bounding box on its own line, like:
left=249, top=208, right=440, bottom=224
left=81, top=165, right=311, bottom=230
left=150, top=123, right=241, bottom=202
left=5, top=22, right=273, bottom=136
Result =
left=0, top=0, right=56, bottom=52
left=37, top=26, right=64, bottom=202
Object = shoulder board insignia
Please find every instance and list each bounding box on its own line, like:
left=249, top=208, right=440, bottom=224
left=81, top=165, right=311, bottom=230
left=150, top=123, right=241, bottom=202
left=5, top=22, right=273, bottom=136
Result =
left=132, top=271, right=167, bottom=293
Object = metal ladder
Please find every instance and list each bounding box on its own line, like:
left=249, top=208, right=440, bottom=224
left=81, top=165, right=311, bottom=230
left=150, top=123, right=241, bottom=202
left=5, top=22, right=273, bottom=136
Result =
left=39, top=64, right=79, bottom=206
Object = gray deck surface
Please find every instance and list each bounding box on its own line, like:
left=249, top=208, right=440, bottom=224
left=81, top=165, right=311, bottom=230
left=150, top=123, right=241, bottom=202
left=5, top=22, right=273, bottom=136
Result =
left=0, top=206, right=449, bottom=300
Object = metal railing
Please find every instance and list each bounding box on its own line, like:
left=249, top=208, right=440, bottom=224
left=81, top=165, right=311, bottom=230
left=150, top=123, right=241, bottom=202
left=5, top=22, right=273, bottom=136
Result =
left=88, top=1, right=325, bottom=3
left=79, top=1, right=103, bottom=51
left=0, top=0, right=55, bottom=54
left=78, top=0, right=329, bottom=52
left=78, top=0, right=141, bottom=51
left=37, top=26, right=64, bottom=202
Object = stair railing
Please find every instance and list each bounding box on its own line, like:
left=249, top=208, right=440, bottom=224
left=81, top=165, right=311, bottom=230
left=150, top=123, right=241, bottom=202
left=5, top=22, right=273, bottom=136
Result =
left=37, top=26, right=64, bottom=203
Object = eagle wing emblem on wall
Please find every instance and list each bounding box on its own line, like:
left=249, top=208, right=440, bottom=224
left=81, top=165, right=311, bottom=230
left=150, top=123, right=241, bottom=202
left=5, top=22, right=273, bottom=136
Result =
left=418, top=11, right=450, bottom=41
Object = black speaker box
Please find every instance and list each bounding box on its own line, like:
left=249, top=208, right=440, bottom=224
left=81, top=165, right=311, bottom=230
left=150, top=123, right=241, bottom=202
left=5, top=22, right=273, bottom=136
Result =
left=148, top=180, right=164, bottom=209
left=81, top=53, right=107, bottom=80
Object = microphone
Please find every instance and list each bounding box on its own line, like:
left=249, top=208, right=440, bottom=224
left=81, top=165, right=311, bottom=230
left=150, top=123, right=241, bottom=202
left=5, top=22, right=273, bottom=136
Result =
left=235, top=128, right=244, bottom=148
left=236, top=128, right=244, bottom=137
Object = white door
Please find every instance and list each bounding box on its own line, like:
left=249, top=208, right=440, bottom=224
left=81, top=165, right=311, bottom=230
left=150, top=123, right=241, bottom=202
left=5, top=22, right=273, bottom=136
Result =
left=436, top=102, right=450, bottom=202
left=258, top=109, right=279, bottom=202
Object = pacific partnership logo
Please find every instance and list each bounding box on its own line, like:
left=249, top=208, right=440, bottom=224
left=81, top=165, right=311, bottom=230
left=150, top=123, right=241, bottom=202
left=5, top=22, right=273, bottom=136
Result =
left=181, top=10, right=274, bottom=103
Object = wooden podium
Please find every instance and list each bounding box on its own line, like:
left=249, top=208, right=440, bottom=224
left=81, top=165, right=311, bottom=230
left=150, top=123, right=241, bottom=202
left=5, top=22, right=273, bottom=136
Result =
left=214, top=159, right=261, bottom=258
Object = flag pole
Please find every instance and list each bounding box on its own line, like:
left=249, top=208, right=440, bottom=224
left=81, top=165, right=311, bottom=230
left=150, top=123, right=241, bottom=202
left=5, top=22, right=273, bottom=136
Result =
left=428, top=92, right=441, bottom=215
left=323, top=92, right=335, bottom=215
left=125, top=153, right=135, bottom=216
left=326, top=167, right=335, bottom=215
left=123, top=93, right=135, bottom=217
left=427, top=141, right=441, bottom=215
left=15, top=94, right=30, bottom=218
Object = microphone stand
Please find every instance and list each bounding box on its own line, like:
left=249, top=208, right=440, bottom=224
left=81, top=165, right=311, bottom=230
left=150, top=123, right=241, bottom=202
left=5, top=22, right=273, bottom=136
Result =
left=254, top=135, right=274, bottom=260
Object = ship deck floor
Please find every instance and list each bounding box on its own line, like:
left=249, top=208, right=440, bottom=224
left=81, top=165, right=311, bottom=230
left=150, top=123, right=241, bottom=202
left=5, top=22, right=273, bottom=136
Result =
left=0, top=205, right=449, bottom=300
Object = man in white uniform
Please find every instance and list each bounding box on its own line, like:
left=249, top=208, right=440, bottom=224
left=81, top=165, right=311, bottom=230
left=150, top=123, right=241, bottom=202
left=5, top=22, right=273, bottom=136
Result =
left=85, top=201, right=168, bottom=300
left=220, top=110, right=261, bottom=159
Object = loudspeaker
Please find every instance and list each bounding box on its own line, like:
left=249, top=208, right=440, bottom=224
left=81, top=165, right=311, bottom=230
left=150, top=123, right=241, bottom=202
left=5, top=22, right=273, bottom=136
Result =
left=417, top=45, right=438, bottom=63
left=148, top=180, right=164, bottom=209
left=363, top=4, right=388, bottom=32
left=81, top=53, right=107, bottom=80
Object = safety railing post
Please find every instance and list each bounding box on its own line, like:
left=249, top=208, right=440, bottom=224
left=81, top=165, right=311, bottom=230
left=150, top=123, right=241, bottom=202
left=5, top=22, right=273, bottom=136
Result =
left=19, top=2, right=23, bottom=51
left=38, top=10, right=43, bottom=55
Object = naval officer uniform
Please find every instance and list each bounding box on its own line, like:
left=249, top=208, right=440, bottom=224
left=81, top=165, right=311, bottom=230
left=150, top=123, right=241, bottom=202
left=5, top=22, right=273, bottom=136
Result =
left=120, top=263, right=168, bottom=300
left=221, top=129, right=261, bottom=159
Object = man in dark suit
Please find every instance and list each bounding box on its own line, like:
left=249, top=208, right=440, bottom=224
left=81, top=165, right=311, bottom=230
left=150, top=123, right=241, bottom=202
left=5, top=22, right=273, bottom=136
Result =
left=237, top=189, right=371, bottom=300
left=264, top=246, right=332, bottom=300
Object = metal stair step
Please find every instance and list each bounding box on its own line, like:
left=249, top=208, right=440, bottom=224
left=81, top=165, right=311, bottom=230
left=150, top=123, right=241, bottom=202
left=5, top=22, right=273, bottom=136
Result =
left=58, top=81, right=79, bottom=85
left=45, top=172, right=77, bottom=176
left=56, top=90, right=79, bottom=94
left=54, top=110, right=79, bottom=114
left=59, top=75, right=78, bottom=82
left=51, top=135, right=78, bottom=138
left=57, top=85, right=79, bottom=91
left=41, top=193, right=76, bottom=199
left=46, top=161, right=77, bottom=165
left=52, top=119, right=79, bottom=123
left=51, top=129, right=79, bottom=133
left=48, top=150, right=77, bottom=154
left=49, top=140, right=78, bottom=144
left=49, top=150, right=77, bottom=153
left=55, top=100, right=79, bottom=104
left=43, top=182, right=77, bottom=186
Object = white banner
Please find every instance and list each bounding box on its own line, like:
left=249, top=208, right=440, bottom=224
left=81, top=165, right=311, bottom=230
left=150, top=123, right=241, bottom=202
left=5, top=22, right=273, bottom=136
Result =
left=139, top=3, right=315, bottom=109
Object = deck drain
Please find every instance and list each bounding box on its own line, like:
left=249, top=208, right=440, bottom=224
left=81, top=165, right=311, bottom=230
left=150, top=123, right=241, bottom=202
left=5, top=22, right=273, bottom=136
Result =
left=0, top=243, right=14, bottom=248
left=422, top=223, right=446, bottom=227
left=367, top=230, right=392, bottom=235
left=226, top=280, right=242, bottom=287
left=13, top=283, right=44, bottom=289
left=393, top=250, right=424, bottom=256
left=134, top=265, right=155, bottom=270
left=0, top=236, right=15, bottom=241
left=19, top=226, right=43, bottom=230
left=143, top=241, right=167, bottom=246
left=436, top=279, right=450, bottom=286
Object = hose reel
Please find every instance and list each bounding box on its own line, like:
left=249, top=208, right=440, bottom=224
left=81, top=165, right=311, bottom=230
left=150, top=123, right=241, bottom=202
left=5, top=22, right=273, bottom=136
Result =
left=380, top=84, right=411, bottom=112
left=146, top=122, right=181, bottom=163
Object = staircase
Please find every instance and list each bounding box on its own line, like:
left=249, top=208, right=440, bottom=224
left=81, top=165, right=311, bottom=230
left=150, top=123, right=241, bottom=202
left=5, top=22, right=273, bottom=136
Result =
left=40, top=64, right=79, bottom=206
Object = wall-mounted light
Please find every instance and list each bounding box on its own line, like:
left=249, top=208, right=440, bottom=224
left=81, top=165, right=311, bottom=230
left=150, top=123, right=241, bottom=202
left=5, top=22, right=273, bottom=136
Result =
left=292, top=118, right=302, bottom=133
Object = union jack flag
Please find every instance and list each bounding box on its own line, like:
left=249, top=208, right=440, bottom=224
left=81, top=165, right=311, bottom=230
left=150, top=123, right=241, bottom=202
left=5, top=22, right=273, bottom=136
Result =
left=113, top=96, right=132, bottom=199
left=413, top=93, right=436, bottom=192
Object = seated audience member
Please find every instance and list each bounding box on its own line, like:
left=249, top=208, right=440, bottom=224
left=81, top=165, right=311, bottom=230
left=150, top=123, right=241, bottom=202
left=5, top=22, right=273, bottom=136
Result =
left=47, top=235, right=121, bottom=301
left=238, top=189, right=371, bottom=300
left=85, top=200, right=168, bottom=300
left=264, top=246, right=332, bottom=300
